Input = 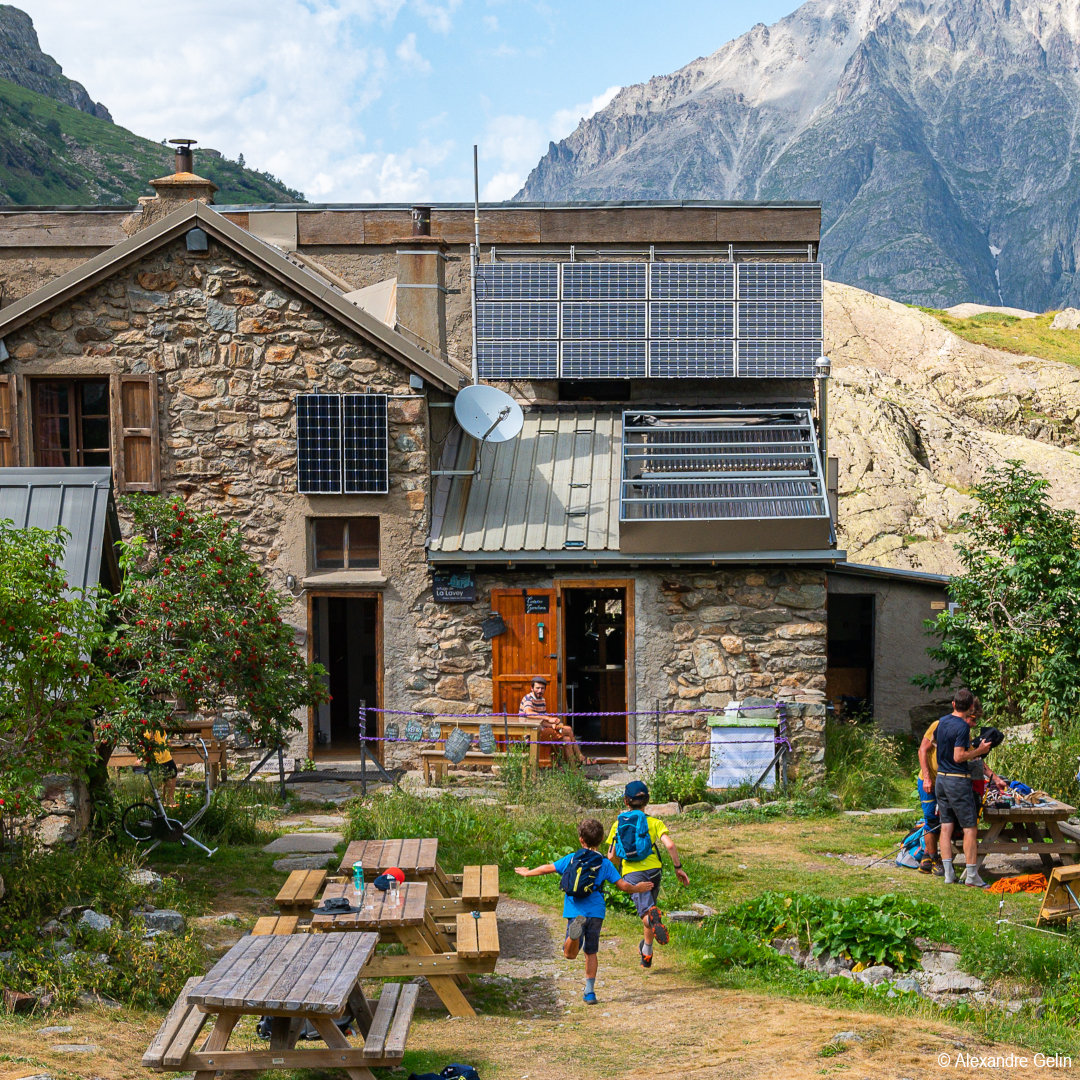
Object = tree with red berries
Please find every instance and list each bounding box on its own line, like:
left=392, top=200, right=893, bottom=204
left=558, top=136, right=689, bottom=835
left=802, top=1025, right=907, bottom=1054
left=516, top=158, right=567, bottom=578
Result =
left=0, top=521, right=120, bottom=817
left=101, top=496, right=327, bottom=756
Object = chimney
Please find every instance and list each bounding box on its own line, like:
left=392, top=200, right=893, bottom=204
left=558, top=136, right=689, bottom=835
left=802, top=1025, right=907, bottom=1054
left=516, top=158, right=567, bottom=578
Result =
left=122, top=138, right=218, bottom=235
left=396, top=206, right=447, bottom=359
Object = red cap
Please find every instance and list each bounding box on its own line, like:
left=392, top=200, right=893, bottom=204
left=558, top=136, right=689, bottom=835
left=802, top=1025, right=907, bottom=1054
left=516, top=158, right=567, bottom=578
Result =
left=384, top=866, right=405, bottom=882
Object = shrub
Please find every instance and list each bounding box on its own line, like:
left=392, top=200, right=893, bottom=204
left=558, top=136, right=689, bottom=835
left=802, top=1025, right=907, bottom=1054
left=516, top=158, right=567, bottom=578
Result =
left=991, top=721, right=1080, bottom=803
left=650, top=752, right=710, bottom=805
left=501, top=750, right=600, bottom=809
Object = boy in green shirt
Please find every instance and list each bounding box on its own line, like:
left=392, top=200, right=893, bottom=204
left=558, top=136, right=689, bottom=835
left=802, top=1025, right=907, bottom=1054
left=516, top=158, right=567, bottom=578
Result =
left=606, top=780, right=689, bottom=968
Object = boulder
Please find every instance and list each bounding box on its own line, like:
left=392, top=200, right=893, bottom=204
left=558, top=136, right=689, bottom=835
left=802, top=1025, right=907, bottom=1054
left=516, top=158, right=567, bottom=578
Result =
left=919, top=949, right=961, bottom=974
left=1050, top=308, right=1080, bottom=330
left=928, top=972, right=985, bottom=994
left=855, top=964, right=895, bottom=985
left=717, top=797, right=761, bottom=811
left=126, top=869, right=164, bottom=892
left=141, top=909, right=186, bottom=935
left=893, top=977, right=922, bottom=995
left=77, top=909, right=112, bottom=933
left=683, top=801, right=713, bottom=813
left=647, top=802, right=680, bottom=817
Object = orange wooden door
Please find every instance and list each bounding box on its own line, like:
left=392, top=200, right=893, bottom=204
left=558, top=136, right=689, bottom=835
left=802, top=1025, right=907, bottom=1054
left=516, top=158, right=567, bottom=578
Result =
left=490, top=588, right=558, bottom=718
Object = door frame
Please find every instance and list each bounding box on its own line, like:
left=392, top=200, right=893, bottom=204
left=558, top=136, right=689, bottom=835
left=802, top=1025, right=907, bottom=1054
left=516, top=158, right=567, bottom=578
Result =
left=555, top=578, right=635, bottom=763
left=306, top=590, right=384, bottom=760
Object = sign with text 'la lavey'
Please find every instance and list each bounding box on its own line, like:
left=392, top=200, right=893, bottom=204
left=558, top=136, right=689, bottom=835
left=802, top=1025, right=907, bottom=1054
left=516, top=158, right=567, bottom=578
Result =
left=433, top=572, right=476, bottom=603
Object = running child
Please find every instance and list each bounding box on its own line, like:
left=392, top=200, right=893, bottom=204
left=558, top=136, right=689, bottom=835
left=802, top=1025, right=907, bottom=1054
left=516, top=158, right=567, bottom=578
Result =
left=606, top=780, right=689, bottom=968
left=515, top=817, right=652, bottom=1004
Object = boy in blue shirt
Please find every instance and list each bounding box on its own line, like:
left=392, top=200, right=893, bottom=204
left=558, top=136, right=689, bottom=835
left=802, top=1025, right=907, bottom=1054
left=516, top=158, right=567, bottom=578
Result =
left=516, top=817, right=653, bottom=1004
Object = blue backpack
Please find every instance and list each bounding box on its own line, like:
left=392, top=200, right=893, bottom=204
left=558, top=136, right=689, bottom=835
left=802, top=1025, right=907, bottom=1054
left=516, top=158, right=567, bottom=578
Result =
left=559, top=849, right=604, bottom=898
left=614, top=810, right=654, bottom=862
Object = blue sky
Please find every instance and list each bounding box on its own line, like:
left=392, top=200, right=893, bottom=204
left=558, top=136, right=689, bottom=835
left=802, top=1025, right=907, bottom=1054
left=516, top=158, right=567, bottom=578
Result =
left=20, top=1, right=798, bottom=203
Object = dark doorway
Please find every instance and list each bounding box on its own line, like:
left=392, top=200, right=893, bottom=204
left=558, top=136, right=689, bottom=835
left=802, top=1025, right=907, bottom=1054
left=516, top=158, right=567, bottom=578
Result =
left=562, top=586, right=628, bottom=759
left=827, top=593, right=875, bottom=719
left=311, top=595, right=380, bottom=757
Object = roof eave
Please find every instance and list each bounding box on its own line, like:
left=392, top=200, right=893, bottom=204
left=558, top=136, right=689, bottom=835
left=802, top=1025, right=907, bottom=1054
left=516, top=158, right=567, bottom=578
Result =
left=427, top=548, right=845, bottom=566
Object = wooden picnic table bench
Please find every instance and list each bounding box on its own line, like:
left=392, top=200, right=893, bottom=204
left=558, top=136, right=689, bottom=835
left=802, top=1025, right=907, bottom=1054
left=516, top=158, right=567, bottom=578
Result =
left=275, top=869, right=328, bottom=914
left=338, top=838, right=458, bottom=898
left=143, top=932, right=416, bottom=1080
left=311, top=880, right=496, bottom=1018
left=976, top=798, right=1080, bottom=871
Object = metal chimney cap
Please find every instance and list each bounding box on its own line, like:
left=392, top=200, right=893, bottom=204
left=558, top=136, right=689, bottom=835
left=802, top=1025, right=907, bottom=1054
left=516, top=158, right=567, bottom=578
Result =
left=168, top=138, right=197, bottom=148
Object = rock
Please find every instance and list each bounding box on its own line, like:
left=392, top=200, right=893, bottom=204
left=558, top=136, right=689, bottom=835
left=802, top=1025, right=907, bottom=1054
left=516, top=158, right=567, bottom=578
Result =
left=647, top=802, right=680, bottom=817
left=141, top=909, right=186, bottom=934
left=689, top=902, right=718, bottom=917
left=272, top=854, right=338, bottom=872
left=832, top=1031, right=861, bottom=1043
left=126, top=869, right=164, bottom=891
left=919, top=949, right=961, bottom=974
left=51, top=1045, right=100, bottom=1053
left=822, top=955, right=853, bottom=976
left=682, top=801, right=713, bottom=813
left=39, top=919, right=64, bottom=937
left=928, top=972, right=985, bottom=994
left=893, top=977, right=922, bottom=995
left=14, top=1074, right=55, bottom=1080
left=261, top=832, right=342, bottom=854
left=855, top=964, right=895, bottom=985
left=667, top=910, right=704, bottom=922
left=1051, top=308, right=1080, bottom=330
left=37, top=1026, right=73, bottom=1035
left=717, top=797, right=761, bottom=810
left=77, top=909, right=112, bottom=932
left=76, top=991, right=122, bottom=1009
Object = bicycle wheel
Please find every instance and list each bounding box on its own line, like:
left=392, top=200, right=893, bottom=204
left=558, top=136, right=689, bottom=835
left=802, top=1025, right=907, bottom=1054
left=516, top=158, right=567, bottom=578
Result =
left=121, top=801, right=159, bottom=842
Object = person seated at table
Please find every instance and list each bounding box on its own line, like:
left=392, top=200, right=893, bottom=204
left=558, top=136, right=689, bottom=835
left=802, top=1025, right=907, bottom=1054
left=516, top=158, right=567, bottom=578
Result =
left=519, top=676, right=592, bottom=765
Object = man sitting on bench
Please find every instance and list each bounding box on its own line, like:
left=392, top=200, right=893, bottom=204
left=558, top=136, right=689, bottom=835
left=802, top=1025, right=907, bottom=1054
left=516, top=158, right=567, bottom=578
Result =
left=519, top=676, right=591, bottom=766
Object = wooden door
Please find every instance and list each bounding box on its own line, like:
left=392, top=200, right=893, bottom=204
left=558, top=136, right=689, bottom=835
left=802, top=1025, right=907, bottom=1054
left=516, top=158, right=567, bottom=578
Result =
left=490, top=588, right=558, bottom=717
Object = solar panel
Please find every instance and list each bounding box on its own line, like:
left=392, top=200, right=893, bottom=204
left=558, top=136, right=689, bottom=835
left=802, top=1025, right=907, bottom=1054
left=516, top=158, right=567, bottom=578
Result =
left=562, top=340, right=647, bottom=378
left=562, top=302, right=646, bottom=339
left=343, top=394, right=388, bottom=494
left=296, top=393, right=343, bottom=494
left=477, top=341, right=559, bottom=380
left=475, top=263, right=558, bottom=300
left=476, top=301, right=558, bottom=340
left=649, top=301, right=734, bottom=339
left=738, top=301, right=822, bottom=340
left=737, top=340, right=822, bottom=377
left=649, top=340, right=734, bottom=377
left=651, top=262, right=734, bottom=299
left=738, top=262, right=822, bottom=300
left=562, top=262, right=647, bottom=299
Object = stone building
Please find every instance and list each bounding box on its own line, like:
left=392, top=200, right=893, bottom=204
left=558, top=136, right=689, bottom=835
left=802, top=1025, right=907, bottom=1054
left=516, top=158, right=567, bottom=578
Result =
left=0, top=166, right=850, bottom=780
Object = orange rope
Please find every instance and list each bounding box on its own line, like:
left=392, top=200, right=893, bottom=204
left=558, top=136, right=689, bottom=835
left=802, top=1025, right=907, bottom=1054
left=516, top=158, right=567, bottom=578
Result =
left=987, top=873, right=1049, bottom=894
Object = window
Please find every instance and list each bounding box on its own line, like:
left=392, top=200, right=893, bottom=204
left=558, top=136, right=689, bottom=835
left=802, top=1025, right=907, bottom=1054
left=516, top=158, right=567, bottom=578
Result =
left=32, top=379, right=111, bottom=467
left=311, top=517, right=380, bottom=570
left=296, top=393, right=388, bottom=494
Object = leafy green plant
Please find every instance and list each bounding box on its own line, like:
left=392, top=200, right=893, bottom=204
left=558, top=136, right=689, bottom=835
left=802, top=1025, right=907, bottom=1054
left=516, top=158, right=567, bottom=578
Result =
left=501, top=750, right=600, bottom=810
left=650, top=752, right=710, bottom=806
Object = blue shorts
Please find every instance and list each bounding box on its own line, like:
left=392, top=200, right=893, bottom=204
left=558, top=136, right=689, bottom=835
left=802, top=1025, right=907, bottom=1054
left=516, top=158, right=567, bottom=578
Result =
left=918, top=778, right=939, bottom=832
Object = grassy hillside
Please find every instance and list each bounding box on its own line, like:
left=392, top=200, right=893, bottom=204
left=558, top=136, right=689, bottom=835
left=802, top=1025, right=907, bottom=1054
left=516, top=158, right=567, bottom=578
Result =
left=920, top=308, right=1080, bottom=368
left=0, top=76, right=303, bottom=205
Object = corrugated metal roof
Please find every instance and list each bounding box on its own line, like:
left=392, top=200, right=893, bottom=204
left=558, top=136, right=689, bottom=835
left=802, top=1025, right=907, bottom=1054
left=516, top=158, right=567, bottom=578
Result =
left=0, top=467, right=118, bottom=592
left=429, top=406, right=622, bottom=557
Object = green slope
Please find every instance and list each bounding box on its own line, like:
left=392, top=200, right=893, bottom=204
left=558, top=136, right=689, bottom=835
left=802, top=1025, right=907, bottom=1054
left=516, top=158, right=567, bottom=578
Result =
left=0, top=76, right=304, bottom=205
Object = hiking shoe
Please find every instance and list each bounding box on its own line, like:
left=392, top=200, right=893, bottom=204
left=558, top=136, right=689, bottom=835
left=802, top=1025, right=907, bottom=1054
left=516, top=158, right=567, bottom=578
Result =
left=567, top=915, right=587, bottom=941
left=638, top=940, right=652, bottom=968
left=582, top=990, right=598, bottom=1004
left=932, top=858, right=945, bottom=877
left=963, top=874, right=990, bottom=889
left=918, top=856, right=933, bottom=874
left=646, top=905, right=669, bottom=946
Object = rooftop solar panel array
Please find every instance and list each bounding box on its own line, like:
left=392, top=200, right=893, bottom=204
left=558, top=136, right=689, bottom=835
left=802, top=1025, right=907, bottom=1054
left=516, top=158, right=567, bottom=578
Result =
left=475, top=261, right=823, bottom=379
left=296, top=393, right=388, bottom=495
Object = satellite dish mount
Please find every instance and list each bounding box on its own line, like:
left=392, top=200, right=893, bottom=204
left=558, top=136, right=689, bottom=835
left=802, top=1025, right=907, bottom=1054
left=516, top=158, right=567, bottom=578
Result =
left=453, top=384, right=524, bottom=475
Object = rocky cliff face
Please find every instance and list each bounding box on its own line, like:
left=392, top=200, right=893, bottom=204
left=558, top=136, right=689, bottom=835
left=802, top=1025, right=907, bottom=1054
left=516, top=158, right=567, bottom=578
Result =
left=519, top=0, right=1080, bottom=311
left=827, top=281, right=1080, bottom=573
left=0, top=4, right=111, bottom=120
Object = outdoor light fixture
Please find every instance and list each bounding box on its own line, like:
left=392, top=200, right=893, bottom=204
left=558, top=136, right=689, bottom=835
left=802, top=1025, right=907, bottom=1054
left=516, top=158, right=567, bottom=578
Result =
left=537, top=621, right=545, bottom=641
left=185, top=227, right=209, bottom=252
left=814, top=355, right=831, bottom=379
left=285, top=574, right=297, bottom=592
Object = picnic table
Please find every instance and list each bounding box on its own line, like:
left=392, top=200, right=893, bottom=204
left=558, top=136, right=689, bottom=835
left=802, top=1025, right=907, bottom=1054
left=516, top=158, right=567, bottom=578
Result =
left=976, top=797, right=1080, bottom=871
left=310, top=880, right=497, bottom=1017
left=142, top=932, right=418, bottom=1080
left=338, top=838, right=458, bottom=899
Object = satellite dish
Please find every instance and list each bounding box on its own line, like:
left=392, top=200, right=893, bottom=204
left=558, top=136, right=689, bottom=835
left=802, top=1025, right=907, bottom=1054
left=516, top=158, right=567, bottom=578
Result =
left=454, top=384, right=524, bottom=444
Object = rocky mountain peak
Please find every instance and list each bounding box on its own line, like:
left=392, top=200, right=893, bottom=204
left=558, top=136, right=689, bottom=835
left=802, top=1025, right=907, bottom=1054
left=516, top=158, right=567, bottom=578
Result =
left=0, top=4, right=112, bottom=120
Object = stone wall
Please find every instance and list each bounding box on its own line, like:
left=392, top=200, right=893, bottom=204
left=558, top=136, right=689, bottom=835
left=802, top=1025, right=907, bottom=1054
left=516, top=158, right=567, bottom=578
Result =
left=389, top=566, right=827, bottom=782
left=3, top=233, right=435, bottom=767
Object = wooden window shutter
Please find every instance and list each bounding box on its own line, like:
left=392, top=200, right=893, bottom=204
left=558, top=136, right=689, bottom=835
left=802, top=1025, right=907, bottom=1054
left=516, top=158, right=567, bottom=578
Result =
left=111, top=373, right=160, bottom=492
left=0, top=373, right=21, bottom=467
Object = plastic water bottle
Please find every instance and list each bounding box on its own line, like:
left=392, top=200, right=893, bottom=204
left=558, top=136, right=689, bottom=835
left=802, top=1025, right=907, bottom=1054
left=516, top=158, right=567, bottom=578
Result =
left=352, top=860, right=364, bottom=902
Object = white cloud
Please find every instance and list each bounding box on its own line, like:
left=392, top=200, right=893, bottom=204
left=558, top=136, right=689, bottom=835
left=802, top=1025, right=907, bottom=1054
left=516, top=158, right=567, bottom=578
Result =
left=411, top=0, right=460, bottom=34
left=395, top=32, right=432, bottom=73
left=482, top=14, right=499, bottom=31
left=479, top=84, right=621, bottom=200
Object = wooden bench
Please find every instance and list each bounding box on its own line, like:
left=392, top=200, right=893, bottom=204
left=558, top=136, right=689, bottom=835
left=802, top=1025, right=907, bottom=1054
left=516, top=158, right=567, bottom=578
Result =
left=275, top=869, right=327, bottom=914
left=421, top=748, right=505, bottom=785
left=142, top=975, right=209, bottom=1070
left=360, top=982, right=419, bottom=1065
left=455, top=911, right=500, bottom=959
left=108, top=743, right=228, bottom=788
left=252, top=915, right=300, bottom=936
left=462, top=864, right=500, bottom=908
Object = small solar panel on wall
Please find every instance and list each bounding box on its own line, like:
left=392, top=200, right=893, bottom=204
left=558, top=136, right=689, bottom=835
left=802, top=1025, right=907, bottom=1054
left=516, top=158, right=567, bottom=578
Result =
left=342, top=394, right=389, bottom=494
left=296, top=394, right=343, bottom=494
left=475, top=263, right=558, bottom=300
left=651, top=262, right=734, bottom=299
left=477, top=341, right=558, bottom=380
left=562, top=262, right=647, bottom=299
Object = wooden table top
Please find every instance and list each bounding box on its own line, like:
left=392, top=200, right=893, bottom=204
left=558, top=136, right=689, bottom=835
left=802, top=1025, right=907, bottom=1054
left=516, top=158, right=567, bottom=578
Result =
left=189, top=932, right=376, bottom=1015
left=338, top=838, right=439, bottom=877
left=311, top=881, right=428, bottom=931
left=983, top=798, right=1076, bottom=820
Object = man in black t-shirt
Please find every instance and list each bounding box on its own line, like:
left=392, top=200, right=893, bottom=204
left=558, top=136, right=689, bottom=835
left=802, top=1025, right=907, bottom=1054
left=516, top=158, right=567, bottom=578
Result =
left=934, top=688, right=993, bottom=887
